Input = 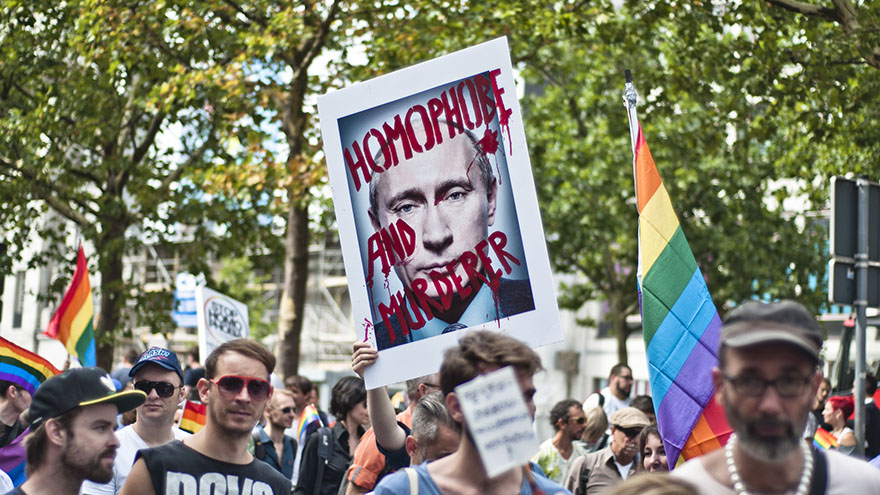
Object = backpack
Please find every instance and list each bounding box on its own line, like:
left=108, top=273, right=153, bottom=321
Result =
left=314, top=426, right=354, bottom=495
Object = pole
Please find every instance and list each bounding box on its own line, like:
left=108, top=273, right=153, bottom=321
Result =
left=854, top=176, right=869, bottom=457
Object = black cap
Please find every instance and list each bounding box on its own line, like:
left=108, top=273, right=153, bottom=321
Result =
left=129, top=347, right=183, bottom=381
left=721, top=300, right=823, bottom=363
left=29, top=367, right=146, bottom=428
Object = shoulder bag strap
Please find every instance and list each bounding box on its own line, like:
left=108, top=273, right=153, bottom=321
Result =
left=809, top=447, right=828, bottom=495
left=404, top=467, right=419, bottom=495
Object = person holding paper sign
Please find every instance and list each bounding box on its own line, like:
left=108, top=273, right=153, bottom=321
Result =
left=367, top=121, right=535, bottom=350
left=372, top=330, right=568, bottom=495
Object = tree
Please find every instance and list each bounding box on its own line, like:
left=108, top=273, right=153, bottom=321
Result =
left=0, top=1, right=276, bottom=368
left=522, top=0, right=878, bottom=362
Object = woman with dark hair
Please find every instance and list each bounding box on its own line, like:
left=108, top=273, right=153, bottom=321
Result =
left=294, top=376, right=370, bottom=495
left=638, top=426, right=668, bottom=473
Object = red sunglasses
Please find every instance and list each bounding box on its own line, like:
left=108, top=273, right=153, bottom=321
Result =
left=210, top=375, right=273, bottom=401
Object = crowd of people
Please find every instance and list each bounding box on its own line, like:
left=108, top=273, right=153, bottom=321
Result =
left=1, top=300, right=880, bottom=494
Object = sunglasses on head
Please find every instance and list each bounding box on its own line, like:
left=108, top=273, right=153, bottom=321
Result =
left=211, top=375, right=272, bottom=401
left=133, top=380, right=180, bottom=398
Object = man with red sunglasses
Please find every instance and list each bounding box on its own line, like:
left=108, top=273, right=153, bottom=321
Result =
left=121, top=339, right=291, bottom=495
left=82, top=347, right=190, bottom=495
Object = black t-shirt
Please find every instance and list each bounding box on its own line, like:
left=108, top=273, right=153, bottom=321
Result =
left=136, top=440, right=291, bottom=495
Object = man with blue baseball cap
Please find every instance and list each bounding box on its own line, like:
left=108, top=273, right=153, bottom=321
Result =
left=81, top=347, right=190, bottom=495
left=3, top=367, right=145, bottom=495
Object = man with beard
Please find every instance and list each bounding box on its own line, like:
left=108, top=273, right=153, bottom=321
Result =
left=583, top=364, right=633, bottom=424
left=81, top=347, right=190, bottom=494
left=121, top=339, right=291, bottom=495
left=673, top=300, right=880, bottom=494
left=563, top=407, right=649, bottom=495
left=532, top=399, right=589, bottom=484
left=3, top=367, right=145, bottom=495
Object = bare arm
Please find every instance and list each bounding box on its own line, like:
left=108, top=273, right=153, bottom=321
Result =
left=352, top=342, right=407, bottom=451
left=120, top=458, right=155, bottom=495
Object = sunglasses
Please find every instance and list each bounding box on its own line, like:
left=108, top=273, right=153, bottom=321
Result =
left=211, top=375, right=272, bottom=401
left=570, top=417, right=586, bottom=425
left=276, top=406, right=295, bottom=414
left=616, top=426, right=644, bottom=439
left=133, top=380, right=180, bottom=398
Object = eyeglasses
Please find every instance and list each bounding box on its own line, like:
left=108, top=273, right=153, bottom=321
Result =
left=275, top=406, right=295, bottom=414
left=570, top=417, right=586, bottom=425
left=722, top=373, right=812, bottom=398
left=211, top=375, right=273, bottom=401
left=615, top=426, right=643, bottom=439
left=133, top=380, right=180, bottom=398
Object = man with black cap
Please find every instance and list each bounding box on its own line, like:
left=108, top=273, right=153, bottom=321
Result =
left=2, top=367, right=145, bottom=495
left=563, top=407, right=650, bottom=495
left=673, top=300, right=880, bottom=494
left=81, top=347, right=190, bottom=495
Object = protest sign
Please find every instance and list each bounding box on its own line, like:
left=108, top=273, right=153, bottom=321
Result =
left=195, top=286, right=249, bottom=360
left=172, top=272, right=199, bottom=328
left=455, top=366, right=539, bottom=477
left=318, top=37, right=562, bottom=388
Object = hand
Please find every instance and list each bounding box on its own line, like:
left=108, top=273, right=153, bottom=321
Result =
left=351, top=341, right=379, bottom=379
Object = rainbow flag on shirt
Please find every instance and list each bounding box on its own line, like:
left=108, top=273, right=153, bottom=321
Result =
left=626, top=74, right=732, bottom=469
left=179, top=400, right=207, bottom=434
left=813, top=427, right=838, bottom=450
left=43, top=245, right=96, bottom=366
left=0, top=337, right=60, bottom=396
left=296, top=404, right=323, bottom=444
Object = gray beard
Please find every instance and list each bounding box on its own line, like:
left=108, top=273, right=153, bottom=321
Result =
left=724, top=395, right=804, bottom=462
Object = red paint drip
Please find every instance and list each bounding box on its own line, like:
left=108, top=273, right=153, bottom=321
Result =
left=478, top=126, right=499, bottom=155
left=362, top=318, right=373, bottom=342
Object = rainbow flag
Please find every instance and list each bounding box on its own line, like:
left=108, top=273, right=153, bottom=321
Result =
left=813, top=427, right=838, bottom=450
left=626, top=75, right=732, bottom=469
left=296, top=403, right=323, bottom=444
left=0, top=426, right=27, bottom=486
left=0, top=337, right=60, bottom=396
left=43, top=245, right=96, bottom=367
left=179, top=400, right=207, bottom=434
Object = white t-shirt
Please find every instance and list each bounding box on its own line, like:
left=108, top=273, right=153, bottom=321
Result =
left=0, top=469, right=12, bottom=492
left=80, top=424, right=191, bottom=495
left=583, top=387, right=631, bottom=432
left=672, top=448, right=880, bottom=495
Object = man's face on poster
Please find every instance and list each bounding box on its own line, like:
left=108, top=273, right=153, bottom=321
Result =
left=369, top=130, right=497, bottom=299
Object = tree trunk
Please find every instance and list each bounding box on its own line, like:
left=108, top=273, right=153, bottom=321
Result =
left=610, top=295, right=630, bottom=366
left=95, top=220, right=126, bottom=372
left=277, top=198, right=310, bottom=378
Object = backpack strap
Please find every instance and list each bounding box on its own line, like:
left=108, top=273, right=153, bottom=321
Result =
left=314, top=426, right=334, bottom=495
left=809, top=447, right=828, bottom=495
left=251, top=430, right=267, bottom=461
left=404, top=467, right=419, bottom=495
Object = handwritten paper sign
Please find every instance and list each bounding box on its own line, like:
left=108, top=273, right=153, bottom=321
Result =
left=455, top=366, right=539, bottom=477
left=195, top=286, right=249, bottom=360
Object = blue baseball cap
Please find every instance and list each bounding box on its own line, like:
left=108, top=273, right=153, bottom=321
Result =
left=129, top=347, right=184, bottom=381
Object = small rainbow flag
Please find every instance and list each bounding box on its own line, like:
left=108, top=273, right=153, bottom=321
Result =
left=626, top=73, right=732, bottom=469
left=296, top=403, right=323, bottom=444
left=179, top=400, right=207, bottom=434
left=43, top=245, right=96, bottom=367
left=813, top=427, right=838, bottom=450
left=0, top=426, right=27, bottom=486
left=0, top=337, right=60, bottom=396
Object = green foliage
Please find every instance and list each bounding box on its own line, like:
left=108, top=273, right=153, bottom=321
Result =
left=214, top=254, right=275, bottom=341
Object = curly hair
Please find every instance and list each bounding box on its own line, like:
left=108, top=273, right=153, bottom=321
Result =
left=549, top=399, right=582, bottom=431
